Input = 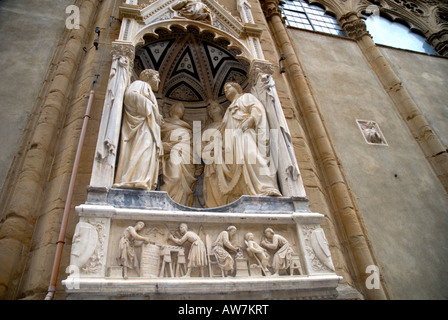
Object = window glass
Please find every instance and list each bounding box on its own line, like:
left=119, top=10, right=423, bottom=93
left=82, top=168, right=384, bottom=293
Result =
left=364, top=14, right=438, bottom=55
left=282, top=0, right=346, bottom=37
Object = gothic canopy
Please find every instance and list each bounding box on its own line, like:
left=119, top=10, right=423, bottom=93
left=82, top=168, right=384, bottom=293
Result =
left=134, top=26, right=250, bottom=112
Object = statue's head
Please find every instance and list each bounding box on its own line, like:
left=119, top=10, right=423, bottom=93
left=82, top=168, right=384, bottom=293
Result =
left=224, top=82, right=243, bottom=101
left=179, top=223, right=188, bottom=234
left=264, top=228, right=274, bottom=239
left=140, top=69, right=160, bottom=92
left=208, top=101, right=225, bottom=121
left=135, top=221, right=145, bottom=231
left=227, top=225, right=237, bottom=236
left=169, top=102, right=185, bottom=118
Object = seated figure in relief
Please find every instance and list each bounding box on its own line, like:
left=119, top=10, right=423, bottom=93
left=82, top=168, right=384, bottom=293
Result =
left=203, top=82, right=281, bottom=206
left=212, top=226, right=241, bottom=276
left=260, top=228, right=294, bottom=276
left=113, top=69, right=163, bottom=190
left=160, top=102, right=197, bottom=207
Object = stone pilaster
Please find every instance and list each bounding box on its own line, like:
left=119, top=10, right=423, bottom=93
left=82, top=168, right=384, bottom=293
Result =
left=90, top=42, right=135, bottom=189
left=260, top=0, right=388, bottom=300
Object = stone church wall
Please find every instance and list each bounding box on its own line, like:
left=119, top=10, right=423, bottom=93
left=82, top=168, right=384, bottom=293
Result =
left=288, top=28, right=448, bottom=299
left=0, top=0, right=75, bottom=195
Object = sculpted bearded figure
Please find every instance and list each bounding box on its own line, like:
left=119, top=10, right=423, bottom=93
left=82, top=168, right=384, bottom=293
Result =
left=205, top=82, right=281, bottom=206
left=169, top=223, right=207, bottom=277
left=212, top=226, right=241, bottom=276
left=261, top=228, right=294, bottom=276
left=113, top=69, right=163, bottom=190
left=172, top=0, right=213, bottom=24
left=160, top=102, right=197, bottom=206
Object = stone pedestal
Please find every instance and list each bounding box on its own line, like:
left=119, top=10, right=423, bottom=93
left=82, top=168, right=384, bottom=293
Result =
left=63, top=188, right=342, bottom=300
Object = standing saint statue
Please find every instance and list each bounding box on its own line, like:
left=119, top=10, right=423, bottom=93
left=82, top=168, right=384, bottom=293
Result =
left=206, top=82, right=281, bottom=206
left=260, top=228, right=294, bottom=276
left=160, top=102, right=197, bottom=206
left=202, top=101, right=226, bottom=208
left=118, top=221, right=150, bottom=279
left=169, top=223, right=207, bottom=277
left=113, top=69, right=163, bottom=190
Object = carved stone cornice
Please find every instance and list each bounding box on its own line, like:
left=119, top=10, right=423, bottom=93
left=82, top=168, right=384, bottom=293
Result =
left=119, top=3, right=143, bottom=21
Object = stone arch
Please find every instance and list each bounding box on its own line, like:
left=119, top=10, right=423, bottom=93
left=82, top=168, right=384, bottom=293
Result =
left=131, top=22, right=253, bottom=122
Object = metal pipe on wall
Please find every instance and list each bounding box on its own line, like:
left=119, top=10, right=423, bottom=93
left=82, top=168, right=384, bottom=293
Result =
left=44, top=89, right=95, bottom=300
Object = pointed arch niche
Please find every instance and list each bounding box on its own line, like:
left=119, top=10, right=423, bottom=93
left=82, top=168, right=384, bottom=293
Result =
left=89, top=0, right=307, bottom=206
left=65, top=1, right=343, bottom=300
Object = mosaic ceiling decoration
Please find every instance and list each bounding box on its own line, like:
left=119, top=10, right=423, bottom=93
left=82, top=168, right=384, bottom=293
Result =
left=134, top=27, right=250, bottom=110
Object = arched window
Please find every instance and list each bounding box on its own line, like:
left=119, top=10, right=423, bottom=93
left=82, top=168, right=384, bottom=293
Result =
left=282, top=0, right=346, bottom=37
left=364, top=13, right=438, bottom=55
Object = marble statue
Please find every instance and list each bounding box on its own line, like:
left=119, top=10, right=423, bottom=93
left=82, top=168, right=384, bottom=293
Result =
left=260, top=227, right=294, bottom=276
left=118, top=221, right=151, bottom=279
left=207, top=82, right=281, bottom=206
left=113, top=69, right=163, bottom=190
left=212, top=226, right=241, bottom=276
left=160, top=102, right=197, bottom=206
left=168, top=223, right=207, bottom=277
left=202, top=101, right=226, bottom=208
left=172, top=0, right=213, bottom=24
left=244, top=232, right=270, bottom=275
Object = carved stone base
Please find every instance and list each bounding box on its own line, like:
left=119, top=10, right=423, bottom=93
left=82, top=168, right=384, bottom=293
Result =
left=64, top=189, right=342, bottom=299
left=64, top=275, right=341, bottom=300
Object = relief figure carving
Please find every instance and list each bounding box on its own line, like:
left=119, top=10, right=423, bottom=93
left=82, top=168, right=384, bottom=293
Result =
left=260, top=228, right=295, bottom=276
left=118, top=221, right=151, bottom=279
left=168, top=223, right=207, bottom=277
left=212, top=226, right=241, bottom=277
left=172, top=0, right=213, bottom=24
left=244, top=232, right=271, bottom=276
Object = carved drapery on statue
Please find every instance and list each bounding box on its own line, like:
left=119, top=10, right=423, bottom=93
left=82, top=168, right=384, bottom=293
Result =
left=205, top=82, right=281, bottom=207
left=202, top=102, right=226, bottom=208
left=160, top=103, right=197, bottom=206
left=113, top=69, right=163, bottom=190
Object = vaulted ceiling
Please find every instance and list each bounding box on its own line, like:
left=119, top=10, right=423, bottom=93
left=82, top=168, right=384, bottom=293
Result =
left=134, top=26, right=250, bottom=118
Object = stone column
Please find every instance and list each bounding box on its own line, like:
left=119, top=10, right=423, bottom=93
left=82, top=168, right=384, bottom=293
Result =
left=339, top=12, right=448, bottom=192
left=90, top=43, right=135, bottom=189
left=260, top=0, right=388, bottom=300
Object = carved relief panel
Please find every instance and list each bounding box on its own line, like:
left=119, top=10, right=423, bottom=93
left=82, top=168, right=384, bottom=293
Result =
left=105, top=220, right=304, bottom=279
